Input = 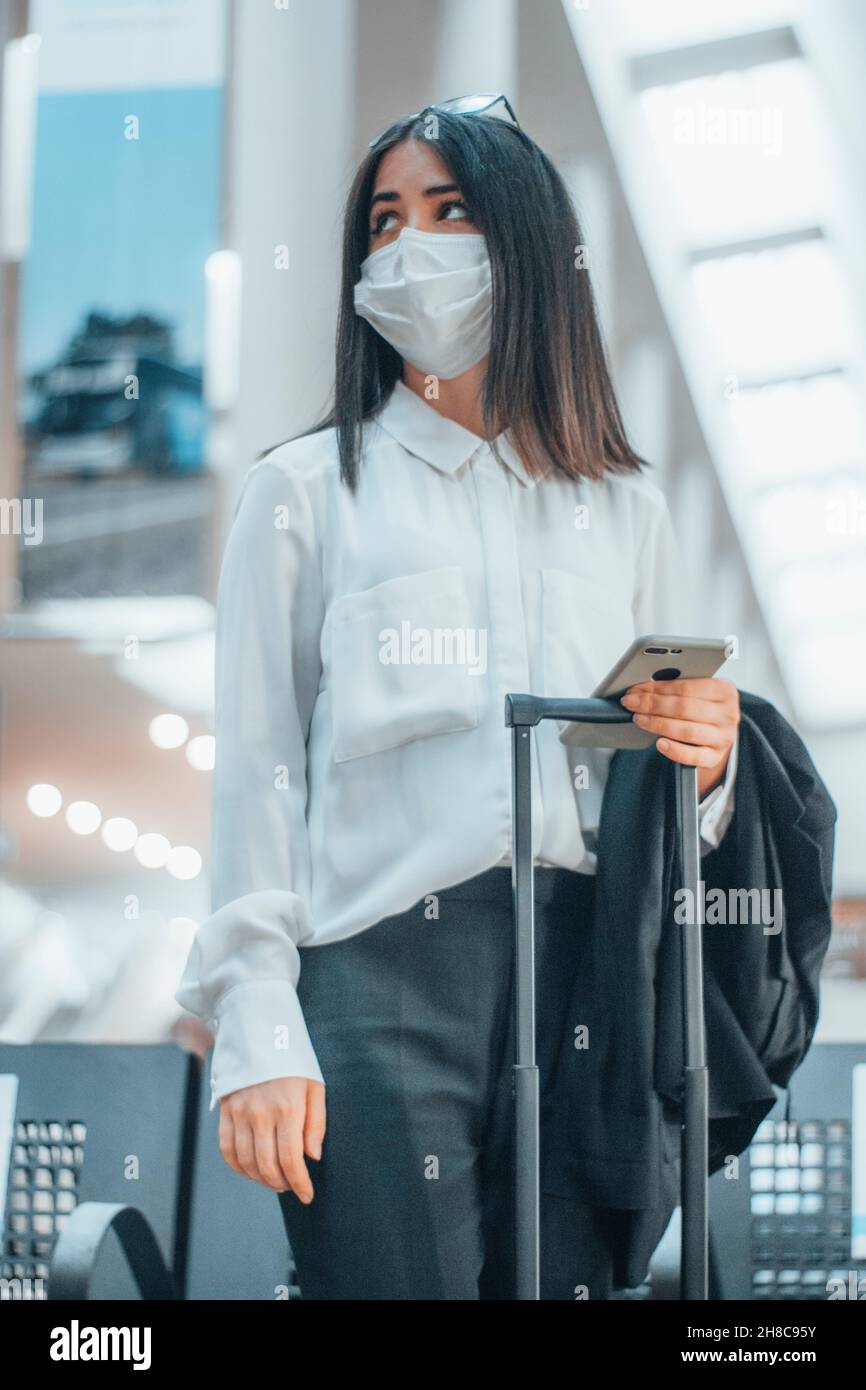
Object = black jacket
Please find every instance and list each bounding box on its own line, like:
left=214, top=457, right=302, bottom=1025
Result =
left=540, top=689, right=837, bottom=1288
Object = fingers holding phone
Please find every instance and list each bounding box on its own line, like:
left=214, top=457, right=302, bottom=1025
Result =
left=620, top=675, right=740, bottom=796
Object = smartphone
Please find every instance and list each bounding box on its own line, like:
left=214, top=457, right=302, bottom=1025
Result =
left=558, top=634, right=732, bottom=749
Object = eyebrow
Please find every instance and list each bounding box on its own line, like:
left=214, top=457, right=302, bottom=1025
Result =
left=369, top=182, right=460, bottom=209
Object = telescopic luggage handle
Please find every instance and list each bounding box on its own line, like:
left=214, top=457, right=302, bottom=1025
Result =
left=504, top=693, right=708, bottom=1302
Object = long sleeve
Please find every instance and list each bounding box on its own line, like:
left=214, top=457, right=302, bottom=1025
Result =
left=697, top=728, right=738, bottom=853
left=174, top=457, right=326, bottom=1110
left=631, top=486, right=737, bottom=856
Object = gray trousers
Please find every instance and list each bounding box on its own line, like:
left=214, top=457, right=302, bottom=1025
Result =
left=278, top=865, right=642, bottom=1300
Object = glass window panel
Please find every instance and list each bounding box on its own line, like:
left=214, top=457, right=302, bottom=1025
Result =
left=17, top=1, right=226, bottom=606
left=801, top=1168, right=826, bottom=1189
left=727, top=375, right=866, bottom=486
left=640, top=62, right=825, bottom=246
left=773, top=555, right=866, bottom=629
left=751, top=1143, right=776, bottom=1165
left=610, top=0, right=799, bottom=55
left=751, top=1167, right=775, bottom=1191
left=750, top=478, right=866, bottom=565
left=690, top=239, right=856, bottom=381
left=782, top=626, right=866, bottom=726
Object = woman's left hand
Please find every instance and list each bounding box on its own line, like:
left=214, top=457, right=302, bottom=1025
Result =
left=620, top=677, right=740, bottom=799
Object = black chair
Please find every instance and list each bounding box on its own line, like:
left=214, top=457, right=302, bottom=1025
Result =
left=708, top=1042, right=866, bottom=1300
left=1, top=1041, right=297, bottom=1300
left=0, top=1042, right=193, bottom=1299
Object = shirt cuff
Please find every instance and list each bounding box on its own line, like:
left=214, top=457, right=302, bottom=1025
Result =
left=206, top=978, right=325, bottom=1111
left=698, top=728, right=739, bottom=854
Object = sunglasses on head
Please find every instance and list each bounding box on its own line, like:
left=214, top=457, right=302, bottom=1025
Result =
left=368, top=92, right=521, bottom=149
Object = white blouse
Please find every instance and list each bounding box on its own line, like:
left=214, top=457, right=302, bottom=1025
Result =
left=175, top=379, right=737, bottom=1109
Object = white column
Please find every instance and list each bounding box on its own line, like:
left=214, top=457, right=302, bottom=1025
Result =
left=432, top=0, right=517, bottom=101
left=217, top=0, right=356, bottom=543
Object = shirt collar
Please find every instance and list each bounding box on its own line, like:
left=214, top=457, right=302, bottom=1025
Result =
left=372, top=378, right=550, bottom=488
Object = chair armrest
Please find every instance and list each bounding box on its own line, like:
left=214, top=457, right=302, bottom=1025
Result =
left=48, top=1201, right=177, bottom=1300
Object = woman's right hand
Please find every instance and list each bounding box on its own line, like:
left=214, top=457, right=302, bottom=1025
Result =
left=218, top=1077, right=326, bottom=1203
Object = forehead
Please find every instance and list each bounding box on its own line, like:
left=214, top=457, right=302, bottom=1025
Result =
left=371, top=138, right=457, bottom=196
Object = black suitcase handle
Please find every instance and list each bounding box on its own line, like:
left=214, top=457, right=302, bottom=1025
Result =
left=504, top=693, right=708, bottom=1301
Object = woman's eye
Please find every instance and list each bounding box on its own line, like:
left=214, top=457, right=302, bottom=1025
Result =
left=439, top=200, right=470, bottom=222
left=369, top=200, right=472, bottom=237
left=371, top=209, right=398, bottom=236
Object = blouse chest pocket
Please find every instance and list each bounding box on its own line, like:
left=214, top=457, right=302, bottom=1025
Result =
left=541, top=567, right=635, bottom=700
left=328, top=565, right=481, bottom=764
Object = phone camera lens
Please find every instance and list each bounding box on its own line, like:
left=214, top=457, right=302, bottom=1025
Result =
left=644, top=647, right=668, bottom=655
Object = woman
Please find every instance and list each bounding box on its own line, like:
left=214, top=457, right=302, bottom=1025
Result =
left=175, top=95, right=740, bottom=1300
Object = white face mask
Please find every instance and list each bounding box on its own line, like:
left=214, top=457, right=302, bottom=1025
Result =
left=353, top=227, right=493, bottom=380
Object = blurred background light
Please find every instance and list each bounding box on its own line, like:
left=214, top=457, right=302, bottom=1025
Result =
left=26, top=783, right=62, bottom=817
left=166, top=845, right=202, bottom=880
left=185, top=734, right=215, bottom=771
left=148, top=713, right=190, bottom=750
left=101, top=817, right=138, bottom=853
left=65, top=800, right=102, bottom=835
left=133, top=832, right=172, bottom=869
